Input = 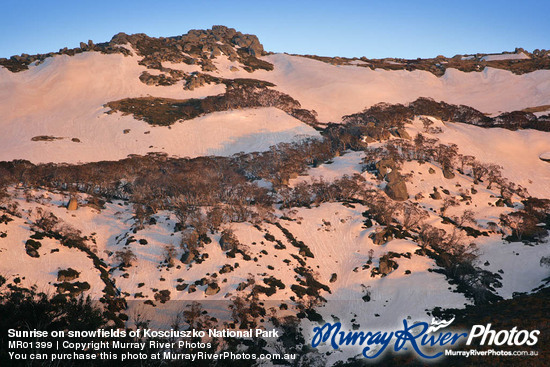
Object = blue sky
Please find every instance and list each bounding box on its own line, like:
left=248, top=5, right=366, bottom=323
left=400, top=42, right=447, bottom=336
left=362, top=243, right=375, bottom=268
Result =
left=1, top=0, right=549, bottom=59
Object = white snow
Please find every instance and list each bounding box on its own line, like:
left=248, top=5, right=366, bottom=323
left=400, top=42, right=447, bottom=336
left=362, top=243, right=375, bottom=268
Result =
left=0, top=52, right=319, bottom=163
left=0, top=106, right=319, bottom=163
left=209, top=54, right=550, bottom=122
left=0, top=46, right=549, bottom=344
left=428, top=121, right=550, bottom=198
left=481, top=52, right=530, bottom=61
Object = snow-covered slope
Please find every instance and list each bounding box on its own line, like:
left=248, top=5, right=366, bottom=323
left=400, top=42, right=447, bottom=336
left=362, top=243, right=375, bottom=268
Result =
left=481, top=52, right=530, bottom=61
left=212, top=54, right=550, bottom=121
left=0, top=51, right=318, bottom=163
left=0, top=105, right=319, bottom=163
left=1, top=32, right=549, bottom=364
left=405, top=117, right=550, bottom=198
left=2, top=48, right=550, bottom=164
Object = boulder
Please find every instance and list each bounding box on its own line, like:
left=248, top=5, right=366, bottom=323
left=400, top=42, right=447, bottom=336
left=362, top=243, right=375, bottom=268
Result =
left=180, top=251, right=196, bottom=264
left=430, top=188, right=442, bottom=200
left=375, top=159, right=396, bottom=179
left=540, top=152, right=550, bottom=162
left=67, top=197, right=78, bottom=211
left=442, top=167, right=455, bottom=179
left=154, top=290, right=171, bottom=303
left=57, top=268, right=80, bottom=282
left=176, top=283, right=188, bottom=291
left=385, top=180, right=408, bottom=201
left=384, top=172, right=409, bottom=201
left=394, top=128, right=411, bottom=140
left=372, top=228, right=393, bottom=245
left=379, top=258, right=398, bottom=276
left=205, top=283, right=220, bottom=295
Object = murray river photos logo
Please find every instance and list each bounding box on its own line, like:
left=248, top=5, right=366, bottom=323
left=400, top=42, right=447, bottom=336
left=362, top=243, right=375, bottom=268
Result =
left=310, top=318, right=540, bottom=359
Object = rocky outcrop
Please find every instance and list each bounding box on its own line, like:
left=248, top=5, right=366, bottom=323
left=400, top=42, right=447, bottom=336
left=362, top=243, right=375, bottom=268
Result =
left=377, top=161, right=408, bottom=201
left=372, top=228, right=394, bottom=246
left=111, top=26, right=272, bottom=74
left=300, top=49, right=550, bottom=77
left=139, top=71, right=184, bottom=86
left=1, top=26, right=272, bottom=77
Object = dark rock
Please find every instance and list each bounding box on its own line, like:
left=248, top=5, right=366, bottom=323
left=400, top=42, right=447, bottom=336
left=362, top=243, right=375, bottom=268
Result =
left=430, top=188, right=442, bottom=200
left=176, top=283, right=188, bottom=291
left=57, top=268, right=80, bottom=282
left=205, top=283, right=220, bottom=295
left=394, top=128, right=411, bottom=140
left=385, top=178, right=408, bottom=201
left=379, top=258, right=398, bottom=276
left=154, top=290, right=171, bottom=303
left=443, top=167, right=455, bottom=179
left=375, top=159, right=396, bottom=179
left=181, top=251, right=196, bottom=264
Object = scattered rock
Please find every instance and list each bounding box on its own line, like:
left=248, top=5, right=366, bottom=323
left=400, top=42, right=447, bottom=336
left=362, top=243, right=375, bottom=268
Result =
left=25, top=239, right=41, bottom=258
left=205, top=282, right=220, bottom=295
left=378, top=257, right=398, bottom=276
left=57, top=268, right=80, bottom=282
left=372, top=227, right=394, bottom=245
left=67, top=197, right=78, bottom=211
left=385, top=177, right=409, bottom=201
left=176, top=283, right=188, bottom=291
left=375, top=159, right=396, bottom=179
left=181, top=251, right=196, bottom=264
left=394, top=128, right=411, bottom=140
left=442, top=167, right=455, bottom=179
left=430, top=188, right=442, bottom=200
left=154, top=290, right=171, bottom=303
